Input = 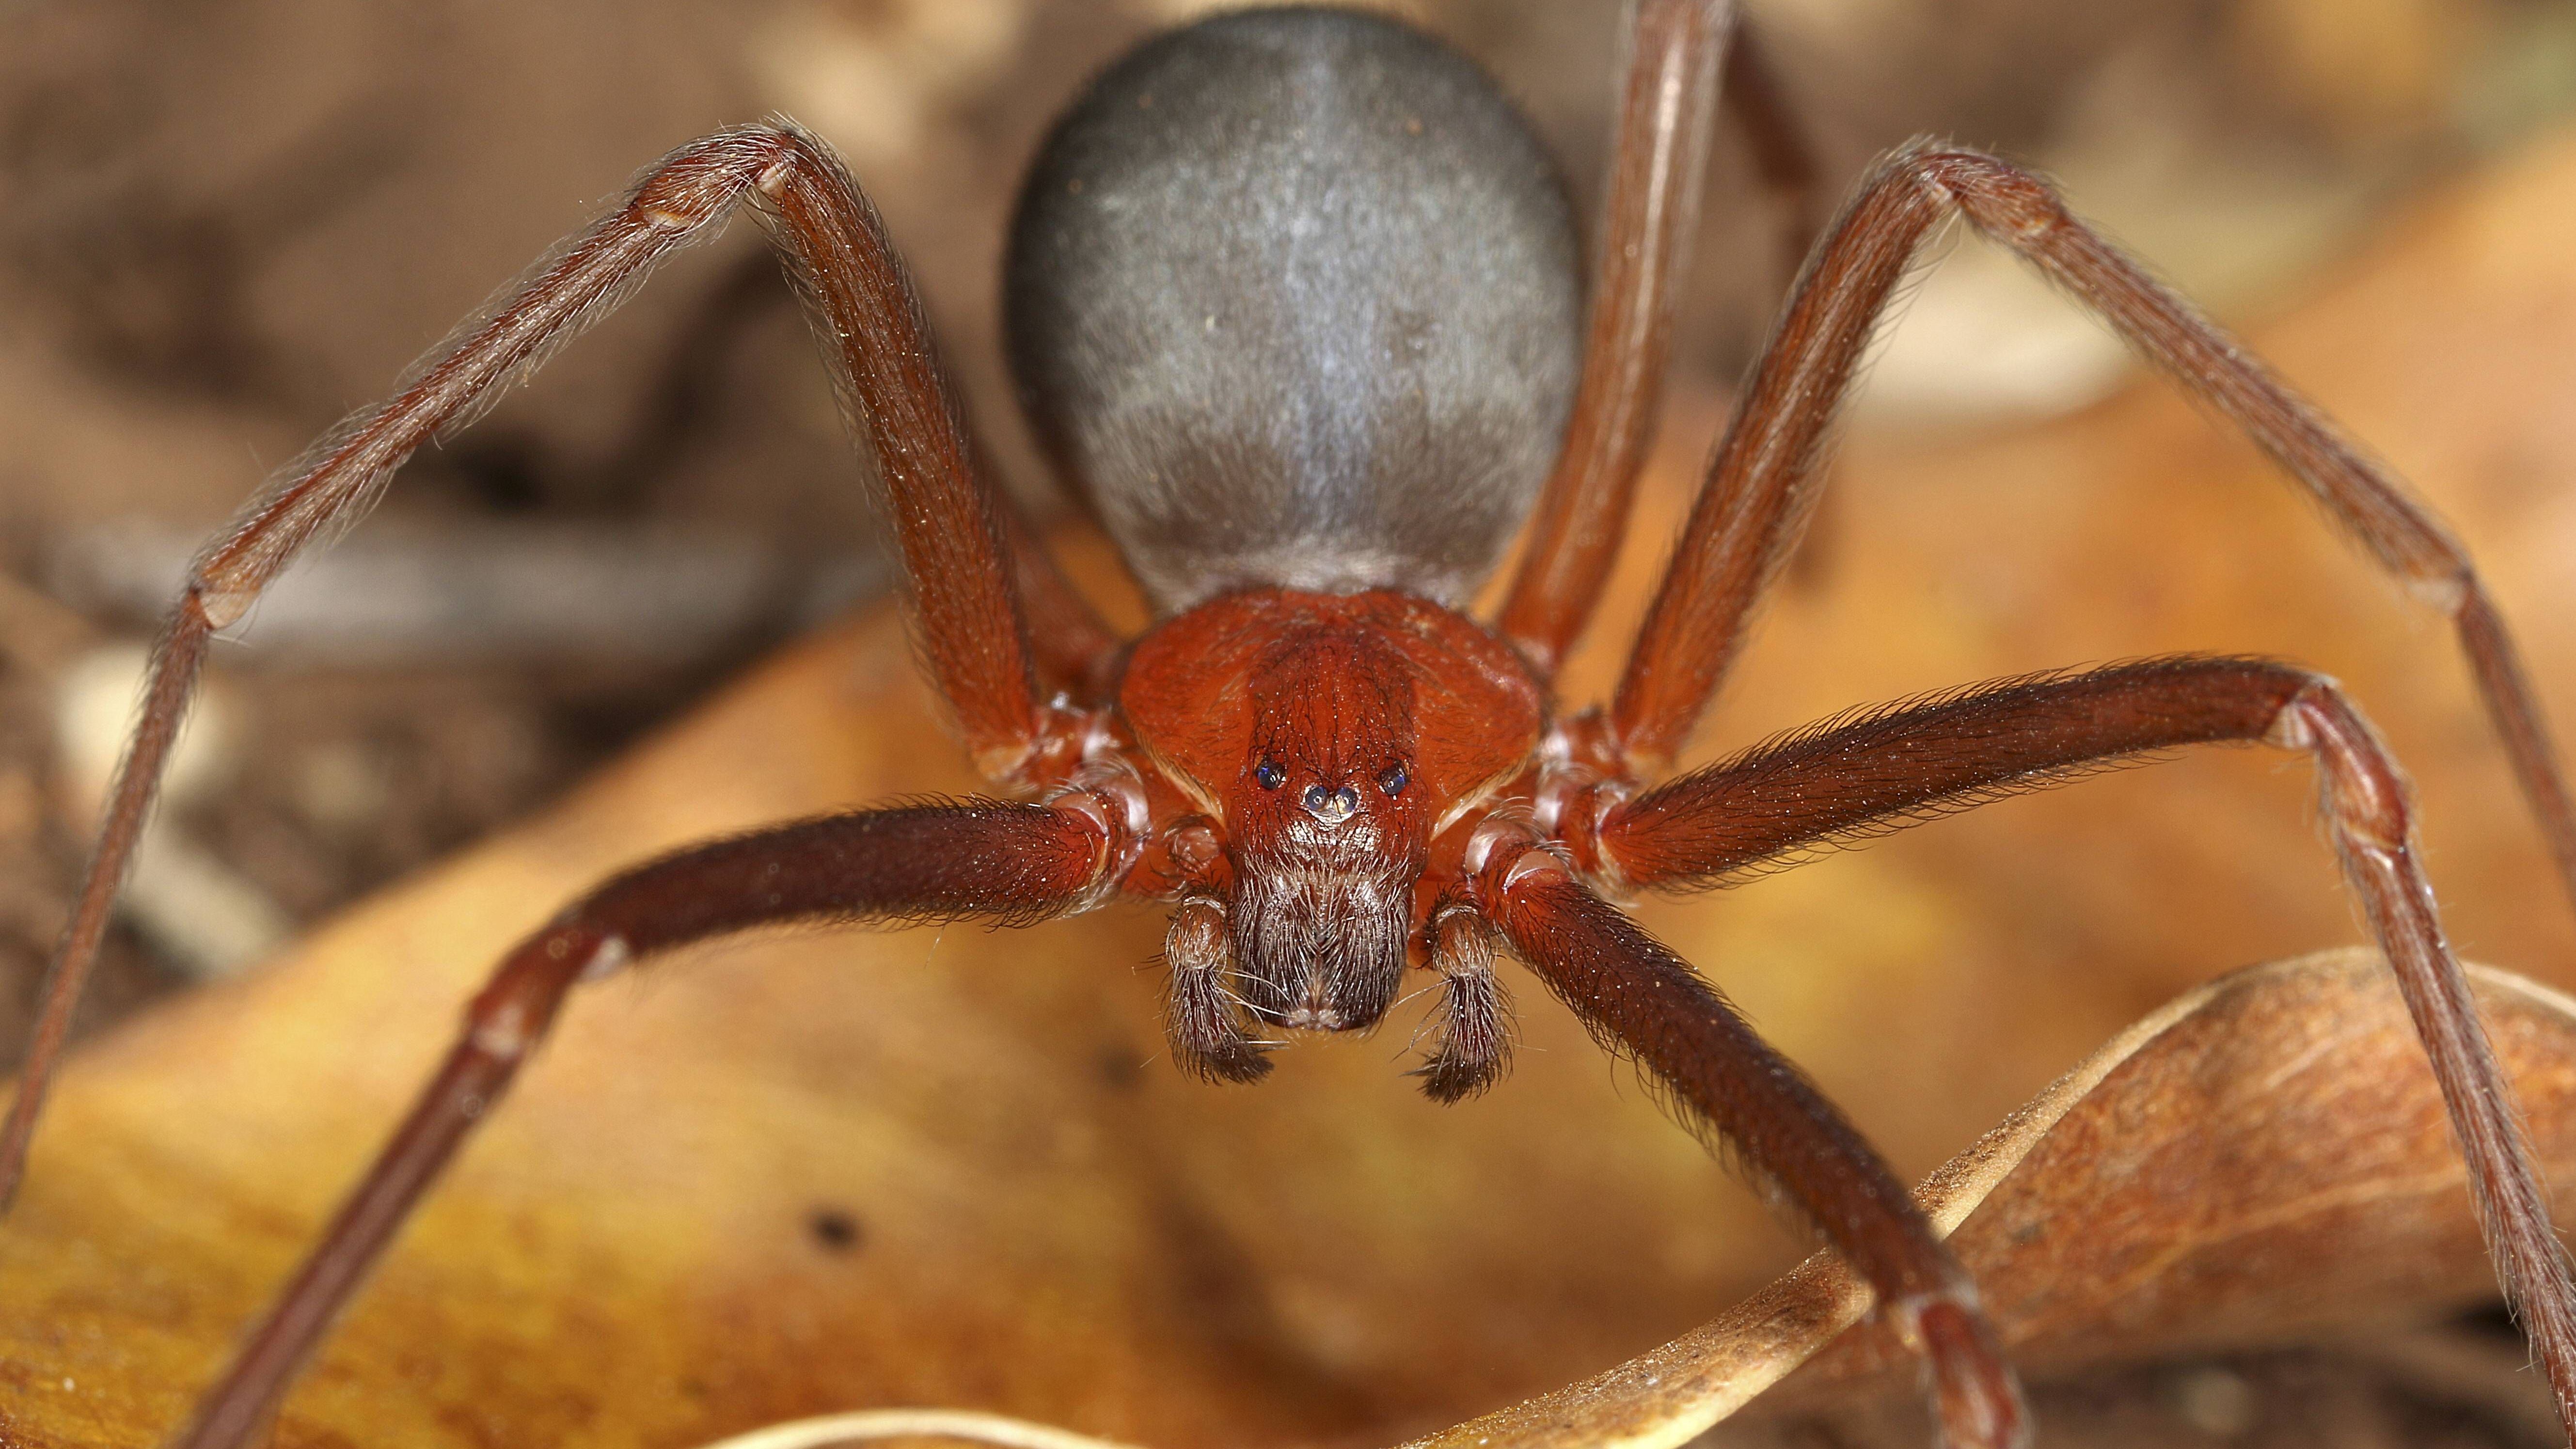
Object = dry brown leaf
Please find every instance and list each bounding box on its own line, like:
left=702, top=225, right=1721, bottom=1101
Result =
left=1401, top=950, right=2576, bottom=1449
left=5, top=100, right=2576, bottom=1449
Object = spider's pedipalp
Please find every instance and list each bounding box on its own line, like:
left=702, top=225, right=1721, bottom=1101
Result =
left=1162, top=896, right=1272, bottom=1085
left=1412, top=905, right=1514, bottom=1102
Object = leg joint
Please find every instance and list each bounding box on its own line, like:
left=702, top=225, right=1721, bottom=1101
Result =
left=627, top=125, right=804, bottom=233
left=1463, top=816, right=1572, bottom=920
left=465, top=925, right=623, bottom=1059
left=2272, top=679, right=2415, bottom=851
left=1045, top=742, right=1151, bottom=909
left=1899, top=146, right=2066, bottom=246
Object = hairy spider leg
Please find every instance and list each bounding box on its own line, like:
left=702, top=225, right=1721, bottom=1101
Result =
left=1468, top=837, right=2024, bottom=1449
left=1495, top=0, right=1733, bottom=673
left=166, top=803, right=1132, bottom=1449
left=1600, top=145, right=2576, bottom=913
left=1533, top=658, right=2576, bottom=1435
left=0, top=124, right=1100, bottom=1208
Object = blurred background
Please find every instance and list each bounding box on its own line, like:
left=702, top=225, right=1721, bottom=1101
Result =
left=2, top=0, right=2574, bottom=1194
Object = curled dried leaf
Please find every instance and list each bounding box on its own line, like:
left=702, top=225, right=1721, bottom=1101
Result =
left=1399, top=949, right=2576, bottom=1449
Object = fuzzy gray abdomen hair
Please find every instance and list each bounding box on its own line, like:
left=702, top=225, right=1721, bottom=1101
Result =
left=1004, top=7, right=1582, bottom=614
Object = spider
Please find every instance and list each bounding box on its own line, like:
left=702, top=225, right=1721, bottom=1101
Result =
left=5, top=2, right=2575, bottom=1446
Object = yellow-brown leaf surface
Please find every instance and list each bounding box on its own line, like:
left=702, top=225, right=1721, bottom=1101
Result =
left=1405, top=951, right=2576, bottom=1449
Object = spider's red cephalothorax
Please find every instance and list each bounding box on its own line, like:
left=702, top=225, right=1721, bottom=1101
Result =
left=1119, top=588, right=1542, bottom=1058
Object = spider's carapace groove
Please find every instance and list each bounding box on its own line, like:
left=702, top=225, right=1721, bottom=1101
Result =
left=7, top=3, right=2576, bottom=1447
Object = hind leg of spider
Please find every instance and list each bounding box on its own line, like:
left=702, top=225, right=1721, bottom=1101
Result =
left=165, top=799, right=1131, bottom=1449
left=1555, top=657, right=2576, bottom=1436
left=1592, top=145, right=2576, bottom=936
left=1498, top=0, right=1850, bottom=674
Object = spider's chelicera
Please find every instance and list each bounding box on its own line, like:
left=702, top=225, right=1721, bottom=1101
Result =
left=10, top=4, right=2576, bottom=1449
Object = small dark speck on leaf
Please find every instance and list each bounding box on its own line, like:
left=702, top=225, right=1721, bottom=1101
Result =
left=1098, top=1044, right=1146, bottom=1090
left=807, top=1206, right=863, bottom=1253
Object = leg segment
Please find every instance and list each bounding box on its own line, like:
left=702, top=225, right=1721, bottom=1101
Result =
left=1501, top=1, right=1836, bottom=675
left=1596, top=658, right=2301, bottom=888
left=2, top=122, right=1075, bottom=1205
left=1495, top=0, right=1733, bottom=674
left=0, top=614, right=210, bottom=1208
left=1466, top=838, right=2026, bottom=1448
left=1581, top=657, right=2576, bottom=1427
left=168, top=799, right=1124, bottom=1449
left=1603, top=145, right=2576, bottom=927
left=748, top=128, right=1068, bottom=778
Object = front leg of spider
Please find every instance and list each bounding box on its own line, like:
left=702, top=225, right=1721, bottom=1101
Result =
left=139, top=100, right=1143, bottom=1442
left=171, top=803, right=1139, bottom=1449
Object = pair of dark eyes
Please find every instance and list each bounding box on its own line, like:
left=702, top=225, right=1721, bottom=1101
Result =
left=1253, top=759, right=1408, bottom=796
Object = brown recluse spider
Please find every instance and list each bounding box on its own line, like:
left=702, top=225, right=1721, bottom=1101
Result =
left=6, top=3, right=2576, bottom=1446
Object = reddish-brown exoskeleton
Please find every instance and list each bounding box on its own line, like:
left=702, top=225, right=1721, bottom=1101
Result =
left=7, top=3, right=2576, bottom=1447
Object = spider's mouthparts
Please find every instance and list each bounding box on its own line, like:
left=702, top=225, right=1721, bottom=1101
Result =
left=1229, top=862, right=1408, bottom=1034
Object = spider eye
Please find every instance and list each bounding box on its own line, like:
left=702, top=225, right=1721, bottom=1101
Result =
left=1377, top=763, right=1409, bottom=797
left=1254, top=759, right=1287, bottom=790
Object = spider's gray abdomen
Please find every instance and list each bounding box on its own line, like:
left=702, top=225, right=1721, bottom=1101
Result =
left=1005, top=6, right=1581, bottom=614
